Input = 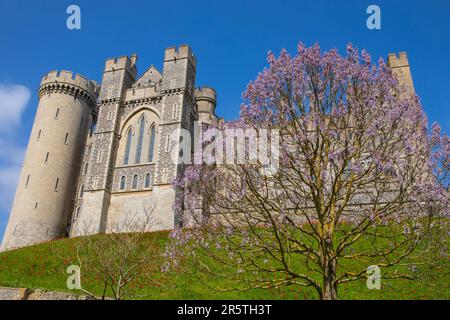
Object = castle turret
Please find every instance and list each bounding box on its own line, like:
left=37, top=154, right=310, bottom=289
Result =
left=1, top=71, right=98, bottom=250
left=388, top=52, right=415, bottom=94
left=195, top=87, right=218, bottom=125
left=72, top=55, right=137, bottom=236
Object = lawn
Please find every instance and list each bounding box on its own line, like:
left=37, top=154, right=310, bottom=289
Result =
left=0, top=229, right=448, bottom=299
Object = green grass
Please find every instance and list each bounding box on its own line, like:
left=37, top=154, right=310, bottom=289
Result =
left=0, top=230, right=448, bottom=300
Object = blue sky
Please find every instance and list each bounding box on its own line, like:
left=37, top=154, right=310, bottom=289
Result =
left=0, top=0, right=449, bottom=240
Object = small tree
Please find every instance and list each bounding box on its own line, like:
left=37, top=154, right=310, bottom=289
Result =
left=66, top=207, right=161, bottom=300
left=166, top=43, right=449, bottom=300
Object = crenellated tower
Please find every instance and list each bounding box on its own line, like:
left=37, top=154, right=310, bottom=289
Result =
left=1, top=71, right=98, bottom=250
left=72, top=55, right=138, bottom=235
left=388, top=52, right=415, bottom=94
left=152, top=45, right=198, bottom=228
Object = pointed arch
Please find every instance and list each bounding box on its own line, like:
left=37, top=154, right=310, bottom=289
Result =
left=145, top=173, right=153, bottom=188
left=120, top=176, right=126, bottom=190
left=135, top=114, right=146, bottom=164
left=132, top=175, right=138, bottom=189
left=148, top=123, right=156, bottom=162
left=124, top=126, right=133, bottom=165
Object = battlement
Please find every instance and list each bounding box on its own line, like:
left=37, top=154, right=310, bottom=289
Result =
left=194, top=87, right=217, bottom=104
left=164, top=45, right=196, bottom=67
left=40, top=70, right=99, bottom=97
left=388, top=52, right=409, bottom=68
left=104, top=55, right=138, bottom=76
left=125, top=85, right=160, bottom=102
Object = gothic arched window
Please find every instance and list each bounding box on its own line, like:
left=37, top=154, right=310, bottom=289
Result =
left=148, top=124, right=156, bottom=162
left=120, top=176, right=126, bottom=190
left=145, top=173, right=152, bottom=188
left=135, top=115, right=145, bottom=164
left=124, top=127, right=133, bottom=165
left=132, top=175, right=138, bottom=189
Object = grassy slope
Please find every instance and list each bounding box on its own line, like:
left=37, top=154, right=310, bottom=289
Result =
left=0, top=230, right=448, bottom=300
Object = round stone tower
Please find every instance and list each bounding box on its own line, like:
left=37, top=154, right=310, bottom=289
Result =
left=194, top=87, right=218, bottom=125
left=1, top=70, right=98, bottom=250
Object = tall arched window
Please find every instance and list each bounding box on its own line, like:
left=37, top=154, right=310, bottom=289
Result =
left=79, top=185, right=84, bottom=198
left=145, top=173, right=152, bottom=188
left=124, top=127, right=133, bottom=165
left=132, top=175, right=138, bottom=189
left=120, top=176, right=126, bottom=190
left=148, top=124, right=156, bottom=162
left=135, top=115, right=145, bottom=164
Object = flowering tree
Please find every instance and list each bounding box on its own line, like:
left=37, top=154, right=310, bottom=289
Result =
left=166, top=43, right=449, bottom=300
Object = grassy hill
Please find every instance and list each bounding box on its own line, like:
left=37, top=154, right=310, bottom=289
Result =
left=0, top=230, right=448, bottom=300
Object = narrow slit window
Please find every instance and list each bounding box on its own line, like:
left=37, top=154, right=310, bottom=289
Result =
left=79, top=184, right=84, bottom=198
left=84, top=163, right=88, bottom=174
left=64, top=133, right=69, bottom=145
left=55, top=108, right=60, bottom=119
left=165, top=134, right=171, bottom=152
left=25, top=174, right=30, bottom=188
left=145, top=174, right=152, bottom=188
left=54, top=178, right=59, bottom=191
left=37, top=129, right=41, bottom=140
left=172, top=103, right=177, bottom=119
left=97, top=150, right=103, bottom=163
left=120, top=176, right=126, bottom=190
left=45, top=152, right=49, bottom=163
left=132, top=175, right=138, bottom=189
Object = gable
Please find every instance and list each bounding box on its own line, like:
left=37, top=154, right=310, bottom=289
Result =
left=132, top=65, right=162, bottom=88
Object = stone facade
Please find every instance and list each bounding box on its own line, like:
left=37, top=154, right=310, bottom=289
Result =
left=1, top=45, right=219, bottom=250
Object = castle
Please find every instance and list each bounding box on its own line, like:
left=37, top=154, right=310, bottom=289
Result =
left=0, top=45, right=414, bottom=251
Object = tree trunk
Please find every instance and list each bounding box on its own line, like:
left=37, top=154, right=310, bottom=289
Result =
left=321, top=231, right=338, bottom=300
left=322, top=266, right=338, bottom=300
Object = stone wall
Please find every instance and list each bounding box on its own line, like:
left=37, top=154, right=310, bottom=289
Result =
left=0, top=287, right=92, bottom=300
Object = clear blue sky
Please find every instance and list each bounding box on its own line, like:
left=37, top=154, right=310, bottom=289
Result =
left=0, top=0, right=449, bottom=241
